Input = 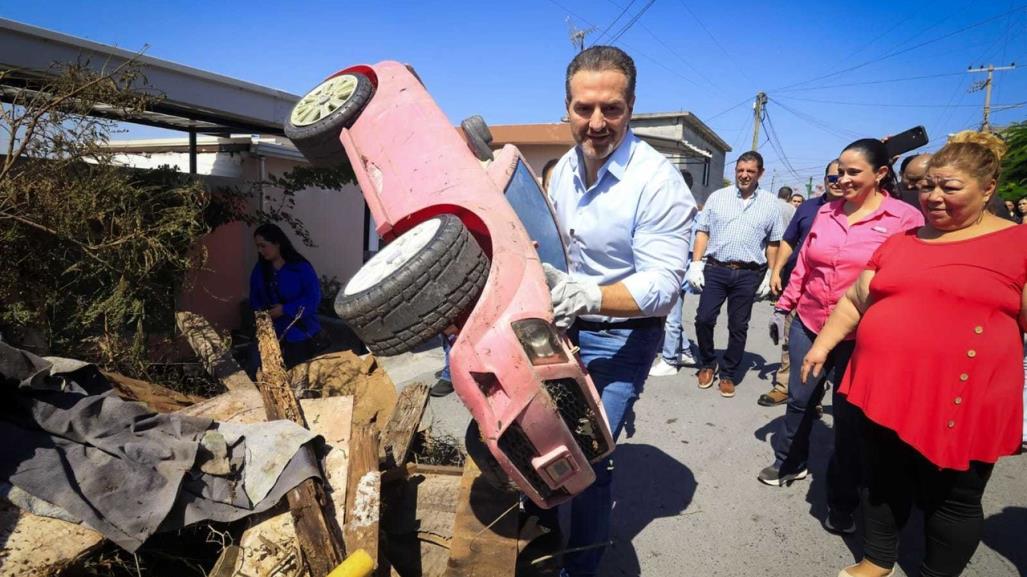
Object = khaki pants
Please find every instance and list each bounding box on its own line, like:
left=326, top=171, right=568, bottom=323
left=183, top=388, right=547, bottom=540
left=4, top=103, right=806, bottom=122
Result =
left=773, top=310, right=795, bottom=392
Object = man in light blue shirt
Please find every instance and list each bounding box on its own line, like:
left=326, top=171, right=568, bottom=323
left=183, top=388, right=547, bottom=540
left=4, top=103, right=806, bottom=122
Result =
left=687, top=151, right=782, bottom=398
left=538, top=45, right=695, bottom=577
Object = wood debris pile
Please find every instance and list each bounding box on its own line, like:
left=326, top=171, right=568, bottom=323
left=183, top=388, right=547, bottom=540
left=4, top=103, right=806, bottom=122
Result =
left=0, top=312, right=549, bottom=577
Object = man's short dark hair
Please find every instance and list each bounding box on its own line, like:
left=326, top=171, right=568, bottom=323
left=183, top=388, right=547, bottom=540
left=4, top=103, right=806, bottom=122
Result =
left=736, top=150, right=764, bottom=170
left=565, top=45, right=636, bottom=104
left=777, top=186, right=793, bottom=200
left=681, top=169, right=694, bottom=188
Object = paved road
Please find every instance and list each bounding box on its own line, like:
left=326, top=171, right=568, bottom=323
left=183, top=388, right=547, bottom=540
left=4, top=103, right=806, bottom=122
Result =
left=378, top=299, right=1027, bottom=577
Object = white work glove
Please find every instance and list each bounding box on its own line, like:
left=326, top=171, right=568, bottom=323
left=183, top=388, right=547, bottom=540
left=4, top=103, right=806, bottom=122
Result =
left=685, top=262, right=705, bottom=292
left=542, top=263, right=602, bottom=330
left=756, top=269, right=772, bottom=299
left=769, top=309, right=786, bottom=345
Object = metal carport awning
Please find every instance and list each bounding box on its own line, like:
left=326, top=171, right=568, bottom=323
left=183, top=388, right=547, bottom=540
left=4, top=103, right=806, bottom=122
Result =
left=0, top=17, right=302, bottom=172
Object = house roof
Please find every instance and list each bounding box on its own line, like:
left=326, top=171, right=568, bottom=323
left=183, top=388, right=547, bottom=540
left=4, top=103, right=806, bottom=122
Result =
left=632, top=111, right=732, bottom=153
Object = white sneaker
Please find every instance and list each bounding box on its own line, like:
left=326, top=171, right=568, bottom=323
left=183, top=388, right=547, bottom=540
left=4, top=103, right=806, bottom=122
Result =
left=680, top=349, right=697, bottom=367
left=649, top=358, right=679, bottom=377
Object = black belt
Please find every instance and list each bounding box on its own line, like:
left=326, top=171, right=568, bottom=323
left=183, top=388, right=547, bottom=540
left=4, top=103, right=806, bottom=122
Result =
left=707, top=257, right=765, bottom=271
left=573, top=316, right=664, bottom=332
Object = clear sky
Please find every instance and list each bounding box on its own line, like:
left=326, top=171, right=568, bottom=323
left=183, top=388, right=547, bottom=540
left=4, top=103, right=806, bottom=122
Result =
left=3, top=0, right=1025, bottom=193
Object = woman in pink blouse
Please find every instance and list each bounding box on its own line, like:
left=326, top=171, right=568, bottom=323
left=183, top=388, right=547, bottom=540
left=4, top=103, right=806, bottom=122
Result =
left=756, top=139, right=923, bottom=535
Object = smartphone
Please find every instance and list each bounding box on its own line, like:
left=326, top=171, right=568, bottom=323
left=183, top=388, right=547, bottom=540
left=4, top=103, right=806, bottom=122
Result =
left=884, top=126, right=929, bottom=159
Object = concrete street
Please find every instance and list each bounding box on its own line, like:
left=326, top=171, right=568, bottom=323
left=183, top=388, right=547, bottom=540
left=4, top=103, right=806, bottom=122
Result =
left=378, top=299, right=1027, bottom=577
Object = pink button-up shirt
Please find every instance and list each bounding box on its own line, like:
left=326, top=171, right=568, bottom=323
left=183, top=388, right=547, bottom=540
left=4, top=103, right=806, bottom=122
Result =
left=777, top=195, right=924, bottom=334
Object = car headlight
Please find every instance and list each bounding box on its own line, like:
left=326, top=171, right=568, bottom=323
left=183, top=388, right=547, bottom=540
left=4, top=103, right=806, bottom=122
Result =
left=512, top=319, right=569, bottom=366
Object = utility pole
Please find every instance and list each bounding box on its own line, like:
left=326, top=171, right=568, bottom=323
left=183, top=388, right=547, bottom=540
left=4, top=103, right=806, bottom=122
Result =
left=967, top=63, right=1016, bottom=132
left=769, top=169, right=776, bottom=192
left=751, top=92, right=767, bottom=150
left=806, top=176, right=814, bottom=198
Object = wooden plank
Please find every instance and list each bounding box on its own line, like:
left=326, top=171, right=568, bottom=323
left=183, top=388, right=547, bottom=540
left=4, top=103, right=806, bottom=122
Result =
left=175, top=310, right=256, bottom=392
left=344, top=423, right=382, bottom=572
left=0, top=500, right=103, bottom=577
left=232, top=396, right=352, bottom=577
left=445, top=460, right=519, bottom=577
left=255, top=312, right=346, bottom=576
left=379, top=383, right=429, bottom=468
left=177, top=388, right=265, bottom=423
left=102, top=370, right=203, bottom=412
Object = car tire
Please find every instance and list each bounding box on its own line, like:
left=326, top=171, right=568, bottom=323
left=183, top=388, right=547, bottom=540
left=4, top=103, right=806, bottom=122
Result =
left=461, top=115, right=494, bottom=161
left=465, top=419, right=517, bottom=493
left=334, top=214, right=488, bottom=357
left=284, top=72, right=375, bottom=167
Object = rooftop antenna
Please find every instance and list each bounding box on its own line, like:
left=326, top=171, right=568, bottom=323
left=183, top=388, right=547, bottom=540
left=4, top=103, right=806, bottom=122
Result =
left=566, top=17, right=596, bottom=52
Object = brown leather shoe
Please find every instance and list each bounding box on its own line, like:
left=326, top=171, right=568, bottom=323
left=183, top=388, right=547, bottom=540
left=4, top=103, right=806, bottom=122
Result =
left=697, top=368, right=715, bottom=389
left=757, top=388, right=787, bottom=406
left=719, top=378, right=736, bottom=398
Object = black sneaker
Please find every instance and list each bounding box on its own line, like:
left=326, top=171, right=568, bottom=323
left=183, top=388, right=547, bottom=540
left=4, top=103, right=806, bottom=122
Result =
left=824, top=509, right=857, bottom=535
left=757, top=465, right=808, bottom=487
left=429, top=378, right=454, bottom=397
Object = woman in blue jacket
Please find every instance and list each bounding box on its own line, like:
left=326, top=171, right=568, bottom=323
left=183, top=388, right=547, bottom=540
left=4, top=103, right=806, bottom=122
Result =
left=247, top=223, right=322, bottom=375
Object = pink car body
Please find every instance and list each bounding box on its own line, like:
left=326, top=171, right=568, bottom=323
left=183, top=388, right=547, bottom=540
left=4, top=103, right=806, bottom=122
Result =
left=334, top=61, right=613, bottom=507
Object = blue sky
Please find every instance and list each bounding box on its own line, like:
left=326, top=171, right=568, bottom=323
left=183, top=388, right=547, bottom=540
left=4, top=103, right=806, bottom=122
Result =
left=3, top=0, right=1025, bottom=193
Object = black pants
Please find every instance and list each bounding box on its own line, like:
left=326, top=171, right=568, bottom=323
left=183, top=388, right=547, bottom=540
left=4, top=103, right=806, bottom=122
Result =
left=245, top=338, right=317, bottom=380
left=861, top=419, right=994, bottom=577
left=694, top=263, right=762, bottom=381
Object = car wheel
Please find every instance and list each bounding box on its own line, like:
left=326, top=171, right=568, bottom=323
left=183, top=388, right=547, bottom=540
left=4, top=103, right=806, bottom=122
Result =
left=461, top=115, right=494, bottom=162
left=465, top=419, right=517, bottom=493
left=284, top=72, right=374, bottom=167
left=335, top=214, right=488, bottom=357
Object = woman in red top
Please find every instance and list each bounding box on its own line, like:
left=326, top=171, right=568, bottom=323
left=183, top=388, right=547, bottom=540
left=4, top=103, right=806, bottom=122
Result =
left=802, top=131, right=1027, bottom=577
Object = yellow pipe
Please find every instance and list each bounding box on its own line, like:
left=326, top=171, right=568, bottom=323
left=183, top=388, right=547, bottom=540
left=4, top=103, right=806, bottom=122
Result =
left=326, top=549, right=374, bottom=577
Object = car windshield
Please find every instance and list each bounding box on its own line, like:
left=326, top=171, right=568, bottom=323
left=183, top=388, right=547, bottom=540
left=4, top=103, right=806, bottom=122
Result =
left=504, top=160, right=569, bottom=272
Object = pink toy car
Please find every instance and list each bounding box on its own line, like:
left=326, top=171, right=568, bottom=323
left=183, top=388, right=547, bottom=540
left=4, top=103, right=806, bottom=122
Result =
left=284, top=62, right=614, bottom=507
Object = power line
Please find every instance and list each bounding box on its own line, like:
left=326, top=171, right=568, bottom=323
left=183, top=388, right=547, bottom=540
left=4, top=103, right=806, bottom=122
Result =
left=593, top=0, right=637, bottom=44
left=608, top=0, right=657, bottom=44
left=705, top=96, right=753, bottom=122
left=777, top=71, right=965, bottom=93
left=776, top=95, right=1017, bottom=108
left=675, top=0, right=754, bottom=85
left=769, top=97, right=862, bottom=141
left=771, top=4, right=1027, bottom=93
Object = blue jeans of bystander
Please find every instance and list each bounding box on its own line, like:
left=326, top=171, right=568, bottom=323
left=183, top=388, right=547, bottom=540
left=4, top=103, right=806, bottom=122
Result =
left=771, top=319, right=860, bottom=514
left=694, top=264, right=762, bottom=382
left=660, top=287, right=694, bottom=365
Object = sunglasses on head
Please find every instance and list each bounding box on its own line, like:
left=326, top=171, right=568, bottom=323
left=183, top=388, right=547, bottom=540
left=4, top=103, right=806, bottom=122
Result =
left=826, top=175, right=840, bottom=184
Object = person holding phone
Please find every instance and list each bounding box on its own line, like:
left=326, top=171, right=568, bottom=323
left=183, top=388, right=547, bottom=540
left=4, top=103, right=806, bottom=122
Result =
left=247, top=223, right=323, bottom=376
left=803, top=131, right=1026, bottom=577
left=757, top=140, right=923, bottom=539
left=760, top=159, right=844, bottom=407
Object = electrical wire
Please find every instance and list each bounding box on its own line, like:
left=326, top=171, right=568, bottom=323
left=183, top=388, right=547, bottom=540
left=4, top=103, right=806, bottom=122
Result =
left=608, top=0, right=657, bottom=44
left=593, top=0, right=638, bottom=45
left=776, top=95, right=994, bottom=108
left=778, top=71, right=965, bottom=93
left=770, top=4, right=1027, bottom=93
left=769, top=97, right=861, bottom=141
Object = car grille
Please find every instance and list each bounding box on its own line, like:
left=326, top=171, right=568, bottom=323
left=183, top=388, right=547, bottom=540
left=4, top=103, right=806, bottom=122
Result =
left=497, top=423, right=567, bottom=501
left=543, top=378, right=610, bottom=461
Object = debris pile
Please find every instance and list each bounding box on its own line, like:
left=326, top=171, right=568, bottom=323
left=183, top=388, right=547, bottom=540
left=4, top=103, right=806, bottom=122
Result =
left=0, top=311, right=543, bottom=577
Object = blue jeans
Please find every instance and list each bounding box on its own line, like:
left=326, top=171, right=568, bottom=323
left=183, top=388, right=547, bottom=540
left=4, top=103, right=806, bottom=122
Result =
left=660, top=288, right=694, bottom=364
left=532, top=324, right=662, bottom=577
left=439, top=334, right=452, bottom=382
left=694, top=264, right=762, bottom=381
left=772, top=319, right=860, bottom=514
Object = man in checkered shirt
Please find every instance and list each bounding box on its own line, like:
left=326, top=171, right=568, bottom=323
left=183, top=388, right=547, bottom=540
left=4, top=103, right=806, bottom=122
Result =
left=686, top=151, right=782, bottom=398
